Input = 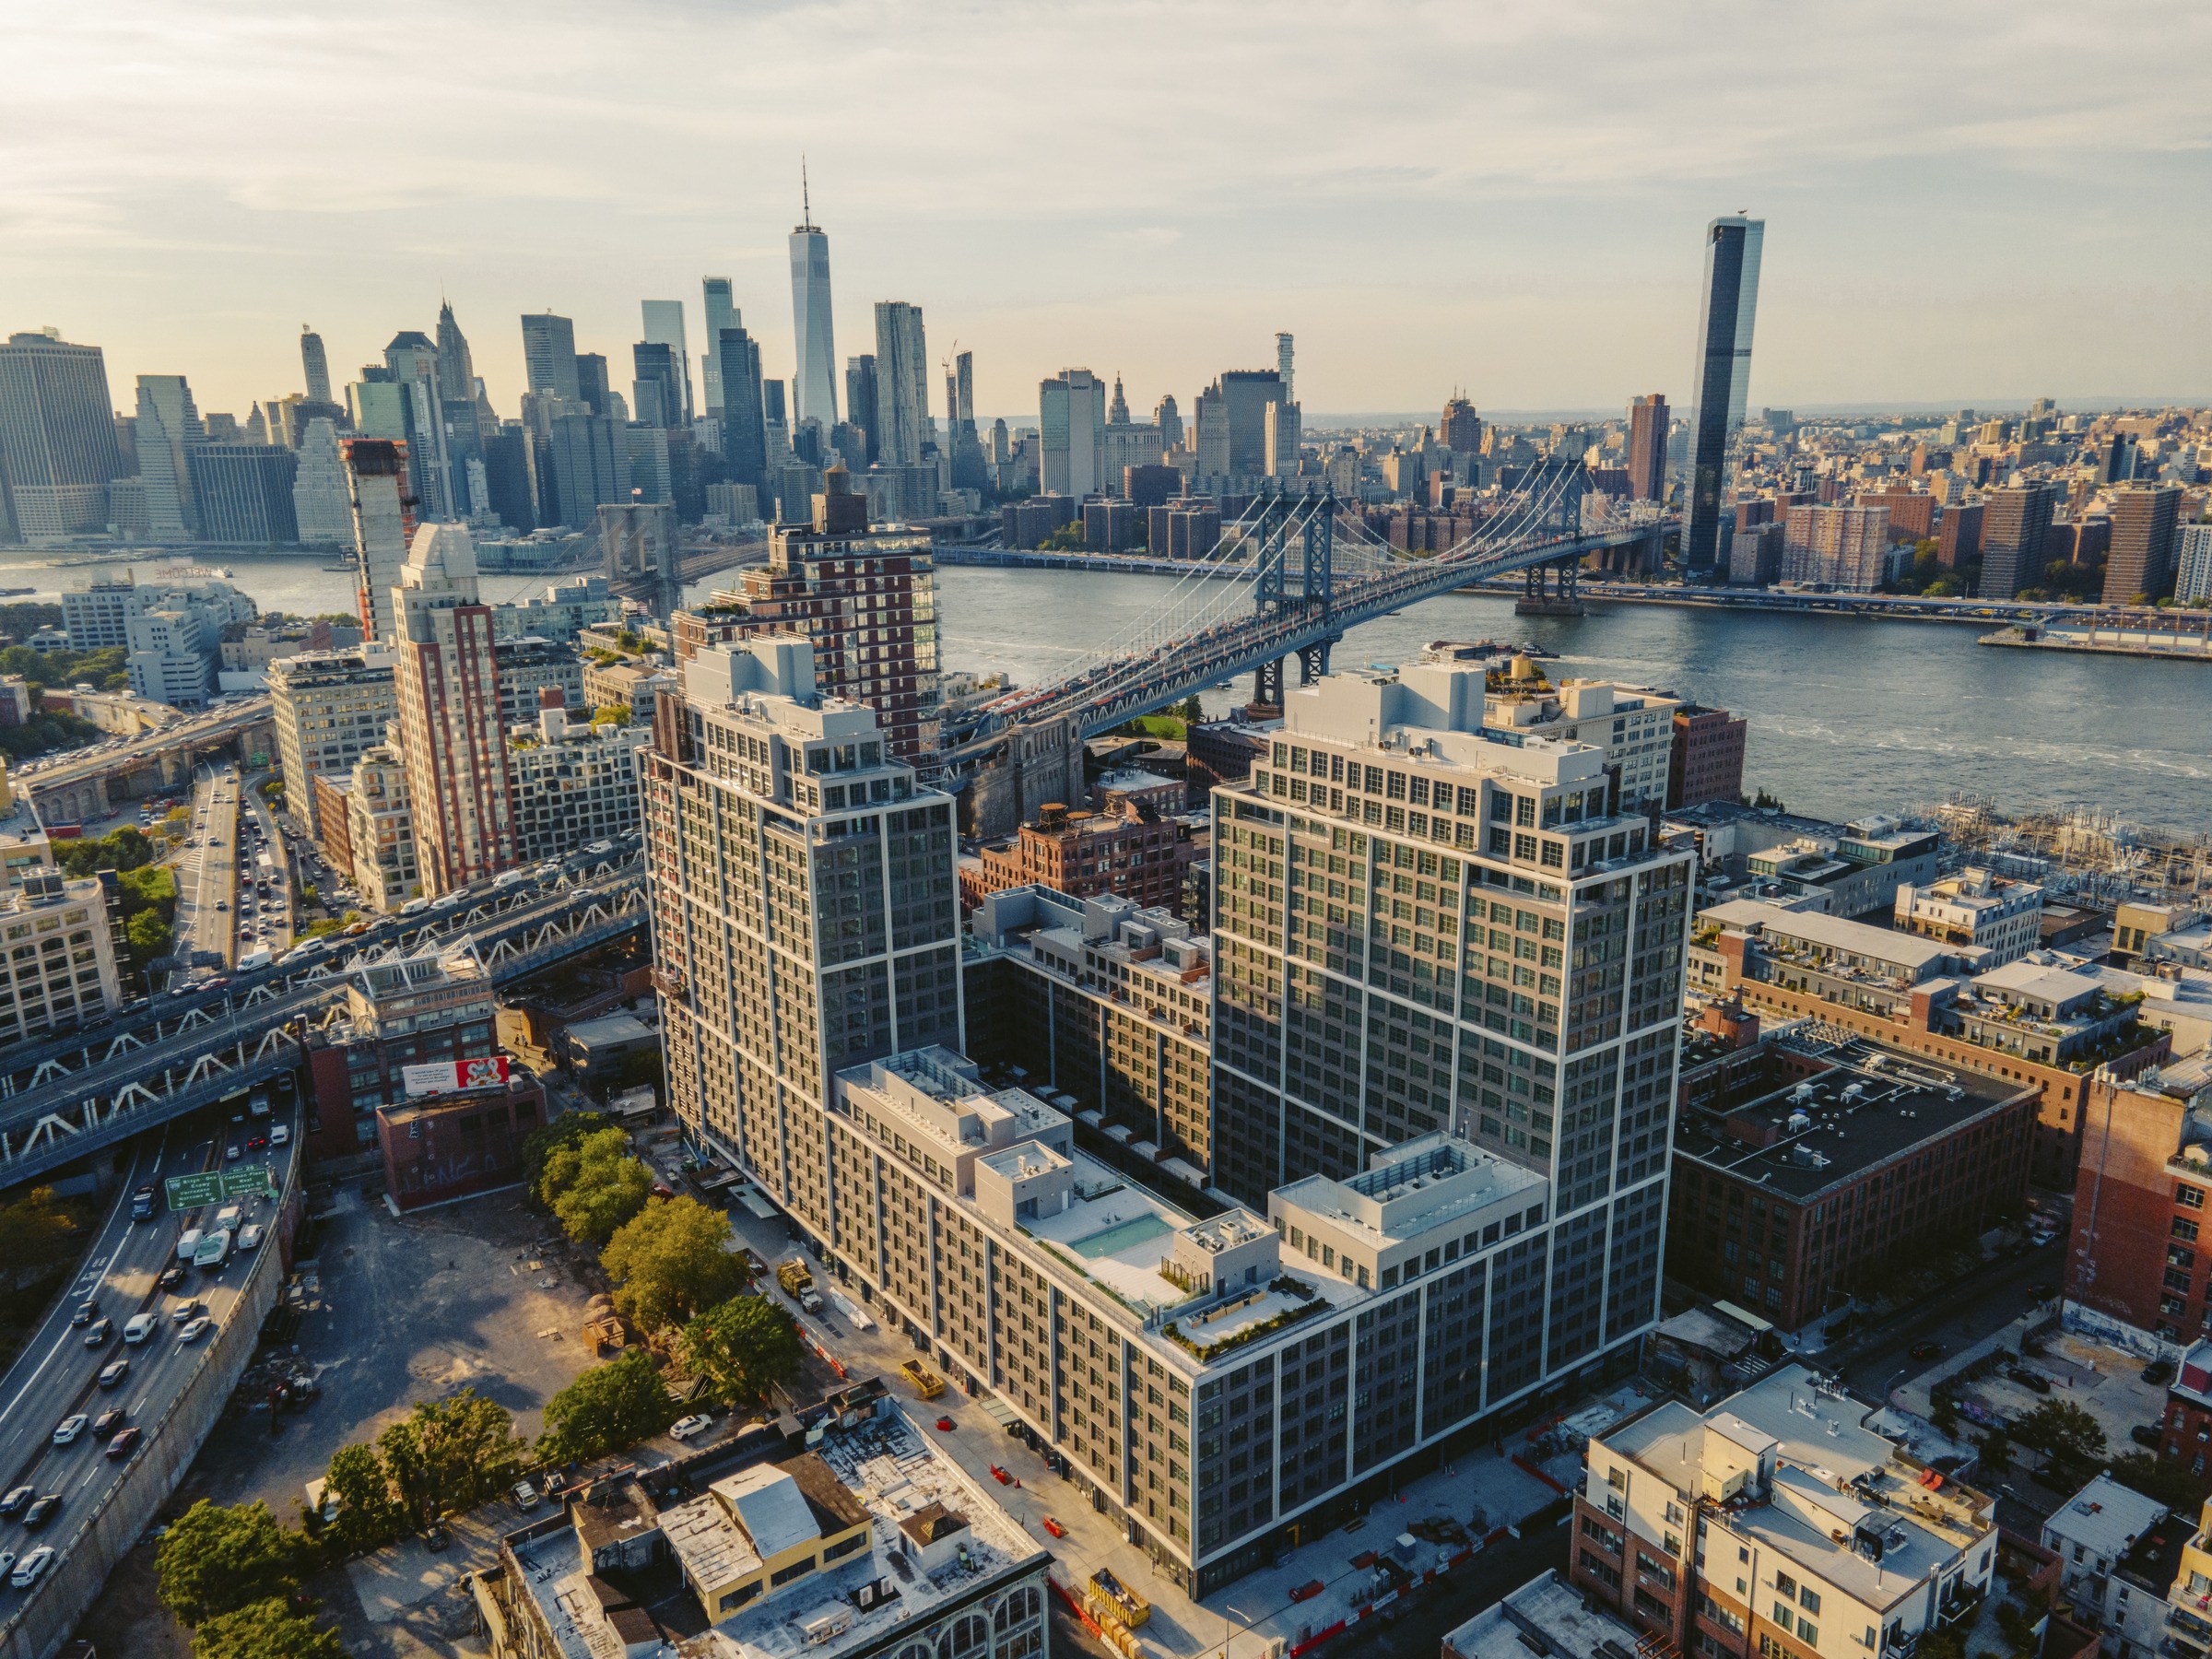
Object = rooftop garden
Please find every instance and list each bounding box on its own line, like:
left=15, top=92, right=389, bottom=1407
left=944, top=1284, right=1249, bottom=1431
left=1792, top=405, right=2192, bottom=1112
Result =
left=1160, top=1276, right=1324, bottom=1362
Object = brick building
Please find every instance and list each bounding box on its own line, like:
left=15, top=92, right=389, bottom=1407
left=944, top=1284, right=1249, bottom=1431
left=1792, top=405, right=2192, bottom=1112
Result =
left=302, top=947, right=503, bottom=1161
left=378, top=1066, right=547, bottom=1211
left=1936, top=500, right=1984, bottom=569
left=1183, top=718, right=1273, bottom=805
left=2065, top=1063, right=2212, bottom=1349
left=1667, top=703, right=1747, bottom=810
left=959, top=800, right=1193, bottom=918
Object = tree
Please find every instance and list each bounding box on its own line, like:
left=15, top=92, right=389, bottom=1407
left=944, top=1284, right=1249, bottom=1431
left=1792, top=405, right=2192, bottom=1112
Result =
left=2109, top=1450, right=2211, bottom=1512
left=1977, top=1429, right=2011, bottom=1474
left=2016, top=1398, right=2106, bottom=1470
left=0, top=1185, right=79, bottom=1265
left=374, top=1389, right=524, bottom=1524
left=1174, top=695, right=1203, bottom=723
left=540, top=1125, right=652, bottom=1248
left=521, top=1110, right=614, bottom=1205
left=319, top=1443, right=405, bottom=1553
left=603, top=1195, right=748, bottom=1333
left=190, top=1596, right=346, bottom=1659
left=157, top=1500, right=303, bottom=1626
left=591, top=704, right=631, bottom=727
left=540, top=1351, right=679, bottom=1463
left=680, top=1295, right=803, bottom=1406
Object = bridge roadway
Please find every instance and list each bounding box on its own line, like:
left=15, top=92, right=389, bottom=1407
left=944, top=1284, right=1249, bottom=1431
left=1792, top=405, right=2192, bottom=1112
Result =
left=19, top=697, right=272, bottom=794
left=0, top=855, right=648, bottom=1189
left=1513, top=577, right=2212, bottom=630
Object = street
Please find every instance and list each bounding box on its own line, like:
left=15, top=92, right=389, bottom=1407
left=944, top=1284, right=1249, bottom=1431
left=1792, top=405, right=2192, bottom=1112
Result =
left=1828, top=1240, right=2060, bottom=1398
left=170, top=766, right=238, bottom=978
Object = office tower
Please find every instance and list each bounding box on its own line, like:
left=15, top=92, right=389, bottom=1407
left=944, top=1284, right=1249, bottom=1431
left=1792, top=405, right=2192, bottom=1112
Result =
left=1192, top=385, right=1229, bottom=478
left=788, top=182, right=839, bottom=429
left=1155, top=394, right=1182, bottom=453
left=2103, top=482, right=2183, bottom=605
left=671, top=466, right=941, bottom=764
left=715, top=326, right=768, bottom=492
left=434, top=302, right=475, bottom=401
left=843, top=355, right=879, bottom=465
left=639, top=300, right=692, bottom=425
left=1209, top=653, right=1694, bottom=1216
left=542, top=412, right=621, bottom=528
left=0, top=330, right=124, bottom=543
left=644, top=635, right=961, bottom=1176
left=135, top=374, right=203, bottom=539
left=1439, top=395, right=1482, bottom=457
left=575, top=352, right=612, bottom=419
left=1265, top=400, right=1300, bottom=477
left=342, top=438, right=414, bottom=642
left=300, top=325, right=333, bottom=404
left=390, top=523, right=515, bottom=894
left=291, top=418, right=352, bottom=547
left=347, top=378, right=407, bottom=441
left=479, top=425, right=537, bottom=533
left=700, top=277, right=736, bottom=415
left=520, top=312, right=581, bottom=403
left=2102, top=432, right=2139, bottom=484
left=1276, top=331, right=1295, bottom=406
left=380, top=331, right=454, bottom=521
left=1682, top=214, right=1764, bottom=573
left=1625, top=394, right=1667, bottom=501
left=1200, top=370, right=1285, bottom=477
left=1038, top=369, right=1105, bottom=498
left=1780, top=503, right=1888, bottom=592
left=1979, top=480, right=2059, bottom=601
left=630, top=341, right=683, bottom=429
left=268, top=645, right=398, bottom=836
left=873, top=302, right=929, bottom=465
left=187, top=445, right=300, bottom=545
left=762, top=379, right=787, bottom=429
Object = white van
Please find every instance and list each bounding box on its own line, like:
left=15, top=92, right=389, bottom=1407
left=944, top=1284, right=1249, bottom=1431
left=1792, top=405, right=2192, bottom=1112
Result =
left=176, top=1228, right=204, bottom=1263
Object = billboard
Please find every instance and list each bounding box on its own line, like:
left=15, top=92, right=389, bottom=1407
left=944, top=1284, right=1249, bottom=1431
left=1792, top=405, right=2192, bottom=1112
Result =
left=402, top=1056, right=511, bottom=1100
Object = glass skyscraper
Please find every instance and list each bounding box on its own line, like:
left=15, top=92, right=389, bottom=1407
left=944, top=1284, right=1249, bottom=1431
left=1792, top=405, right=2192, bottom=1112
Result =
left=788, top=197, right=838, bottom=431
left=1682, top=215, right=1763, bottom=575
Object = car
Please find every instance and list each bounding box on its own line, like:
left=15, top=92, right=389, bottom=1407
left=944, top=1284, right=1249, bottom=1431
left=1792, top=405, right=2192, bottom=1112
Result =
left=51, top=1416, right=86, bottom=1446
left=82, top=1316, right=112, bottom=1347
left=423, top=1524, right=451, bottom=1552
left=180, top=1316, right=211, bottom=1343
left=246, top=1135, right=267, bottom=1153
left=131, top=1183, right=158, bottom=1220
left=158, top=1264, right=186, bottom=1290
left=171, top=1296, right=204, bottom=1323
left=92, top=1406, right=127, bottom=1439
left=668, top=1414, right=713, bottom=1442
left=124, top=1312, right=158, bottom=1345
left=21, top=1496, right=59, bottom=1530
left=69, top=1300, right=96, bottom=1327
left=11, top=1547, right=53, bottom=1589
left=2147, top=1359, right=2177, bottom=1387
left=270, top=1124, right=290, bottom=1147
left=2007, top=1366, right=2052, bottom=1394
left=105, top=1428, right=142, bottom=1461
left=2134, top=1424, right=2166, bottom=1449
left=1909, top=1341, right=1942, bottom=1361
left=1290, top=1580, right=1326, bottom=1603
left=238, top=1223, right=264, bottom=1252
left=0, top=1551, right=18, bottom=1582
left=511, top=1480, right=539, bottom=1510
left=0, top=1488, right=31, bottom=1518
left=98, top=1359, right=129, bottom=1389
left=1041, top=1515, right=1066, bottom=1538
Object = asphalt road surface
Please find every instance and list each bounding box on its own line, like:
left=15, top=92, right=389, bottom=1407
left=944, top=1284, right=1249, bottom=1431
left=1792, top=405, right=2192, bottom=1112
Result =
left=1829, top=1242, right=2057, bottom=1396
left=171, top=768, right=239, bottom=975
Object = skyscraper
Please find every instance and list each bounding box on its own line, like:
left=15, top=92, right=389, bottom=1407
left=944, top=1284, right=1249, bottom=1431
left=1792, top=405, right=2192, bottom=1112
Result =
left=788, top=174, right=838, bottom=430
left=342, top=438, right=414, bottom=642
left=700, top=278, right=736, bottom=416
left=1978, top=481, right=2058, bottom=601
left=1625, top=393, right=1668, bottom=502
left=1204, top=370, right=1286, bottom=477
left=872, top=302, right=929, bottom=465
left=2103, top=482, right=2183, bottom=605
left=575, top=353, right=612, bottom=418
left=382, top=331, right=453, bottom=521
left=519, top=312, right=581, bottom=404
left=0, top=330, right=124, bottom=543
left=1682, top=214, right=1764, bottom=574
left=1440, top=395, right=1482, bottom=455
left=639, top=300, right=693, bottom=425
left=844, top=355, right=879, bottom=465
left=434, top=302, right=475, bottom=401
left=1038, top=369, right=1104, bottom=498
left=135, top=374, right=204, bottom=540
left=290, top=417, right=352, bottom=547
left=390, top=523, right=514, bottom=894
left=300, top=325, right=333, bottom=404
left=715, top=326, right=767, bottom=492
left=630, top=342, right=684, bottom=429
left=1276, top=331, right=1295, bottom=405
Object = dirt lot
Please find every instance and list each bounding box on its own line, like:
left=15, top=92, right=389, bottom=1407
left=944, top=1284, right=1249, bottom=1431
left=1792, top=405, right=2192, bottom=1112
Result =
left=76, top=1181, right=603, bottom=1657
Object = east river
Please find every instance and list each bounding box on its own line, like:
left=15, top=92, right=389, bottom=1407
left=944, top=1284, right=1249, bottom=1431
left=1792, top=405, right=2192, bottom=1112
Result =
left=7, top=549, right=2206, bottom=835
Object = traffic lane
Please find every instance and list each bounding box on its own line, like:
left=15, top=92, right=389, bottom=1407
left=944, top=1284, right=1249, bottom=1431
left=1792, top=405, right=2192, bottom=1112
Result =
left=1832, top=1244, right=2056, bottom=1393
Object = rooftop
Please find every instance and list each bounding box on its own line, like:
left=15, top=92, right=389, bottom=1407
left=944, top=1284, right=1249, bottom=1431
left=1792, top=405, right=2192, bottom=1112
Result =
left=1443, top=1569, right=1647, bottom=1659
left=2042, top=1473, right=2167, bottom=1565
left=1701, top=897, right=1957, bottom=977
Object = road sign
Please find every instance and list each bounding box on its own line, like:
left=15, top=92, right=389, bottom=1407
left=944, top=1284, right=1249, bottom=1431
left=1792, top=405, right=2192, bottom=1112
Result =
left=164, top=1167, right=276, bottom=1211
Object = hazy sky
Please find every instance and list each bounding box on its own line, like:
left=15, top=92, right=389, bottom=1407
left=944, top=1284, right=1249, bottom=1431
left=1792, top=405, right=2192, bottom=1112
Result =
left=10, top=0, right=2210, bottom=422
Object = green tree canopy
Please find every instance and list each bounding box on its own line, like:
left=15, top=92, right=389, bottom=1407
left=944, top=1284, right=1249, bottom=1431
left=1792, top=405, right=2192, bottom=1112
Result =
left=540, top=1125, right=653, bottom=1248
left=55, top=823, right=156, bottom=877
left=2015, top=1397, right=2107, bottom=1468
left=521, top=1110, right=613, bottom=1203
left=157, top=1500, right=304, bottom=1626
left=679, top=1294, right=803, bottom=1406
left=2109, top=1450, right=2211, bottom=1512
left=540, top=1350, right=678, bottom=1464
left=0, top=1185, right=80, bottom=1265
left=319, top=1442, right=406, bottom=1554
left=603, top=1194, right=749, bottom=1333
left=374, top=1389, right=524, bottom=1524
left=190, top=1596, right=346, bottom=1659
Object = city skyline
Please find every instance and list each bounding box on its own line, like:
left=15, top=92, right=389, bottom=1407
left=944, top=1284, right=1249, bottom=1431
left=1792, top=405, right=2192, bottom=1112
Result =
left=9, top=2, right=2210, bottom=418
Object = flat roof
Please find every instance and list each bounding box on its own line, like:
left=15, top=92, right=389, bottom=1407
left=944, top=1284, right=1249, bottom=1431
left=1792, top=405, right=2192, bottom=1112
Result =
left=2043, top=1473, right=2167, bottom=1563
left=1444, top=1569, right=1644, bottom=1659
left=1702, top=898, right=1954, bottom=972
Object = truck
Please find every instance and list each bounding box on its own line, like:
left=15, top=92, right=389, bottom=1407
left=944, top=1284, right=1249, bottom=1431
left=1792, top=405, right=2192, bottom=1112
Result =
left=235, top=948, right=272, bottom=972
left=899, top=1359, right=946, bottom=1401
left=176, top=1228, right=203, bottom=1263
left=775, top=1260, right=824, bottom=1315
left=213, top=1203, right=242, bottom=1233
left=194, top=1230, right=233, bottom=1270
left=493, top=868, right=530, bottom=890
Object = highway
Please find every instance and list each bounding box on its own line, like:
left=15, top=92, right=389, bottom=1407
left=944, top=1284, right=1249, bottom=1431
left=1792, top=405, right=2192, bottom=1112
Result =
left=13, top=698, right=271, bottom=798
left=0, top=1101, right=297, bottom=1609
left=171, top=768, right=240, bottom=977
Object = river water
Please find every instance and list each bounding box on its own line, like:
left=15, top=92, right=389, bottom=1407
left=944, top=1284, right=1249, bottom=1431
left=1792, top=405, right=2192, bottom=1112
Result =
left=6, top=548, right=2204, bottom=835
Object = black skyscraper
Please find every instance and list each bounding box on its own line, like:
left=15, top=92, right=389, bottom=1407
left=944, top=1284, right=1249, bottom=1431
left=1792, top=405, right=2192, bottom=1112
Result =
left=1683, top=216, right=1763, bottom=574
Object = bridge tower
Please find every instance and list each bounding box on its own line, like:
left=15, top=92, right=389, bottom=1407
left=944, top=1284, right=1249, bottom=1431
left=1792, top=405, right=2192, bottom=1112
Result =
left=1246, top=486, right=1337, bottom=713
left=1513, top=458, right=1594, bottom=618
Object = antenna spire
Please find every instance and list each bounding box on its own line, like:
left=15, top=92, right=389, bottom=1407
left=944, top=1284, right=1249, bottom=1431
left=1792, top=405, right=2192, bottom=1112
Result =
left=802, top=156, right=811, bottom=226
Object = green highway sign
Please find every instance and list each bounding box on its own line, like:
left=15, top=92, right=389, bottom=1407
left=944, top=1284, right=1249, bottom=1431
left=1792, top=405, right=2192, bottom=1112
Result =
left=164, top=1168, right=276, bottom=1210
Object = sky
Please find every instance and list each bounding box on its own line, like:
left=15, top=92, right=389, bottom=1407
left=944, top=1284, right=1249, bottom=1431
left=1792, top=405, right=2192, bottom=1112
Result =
left=8, top=0, right=2211, bottom=424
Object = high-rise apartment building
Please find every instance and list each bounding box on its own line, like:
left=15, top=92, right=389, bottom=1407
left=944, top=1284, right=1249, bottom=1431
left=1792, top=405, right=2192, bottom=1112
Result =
left=1208, top=654, right=1692, bottom=1251
left=519, top=312, right=581, bottom=404
left=1666, top=703, right=1747, bottom=810
left=844, top=356, right=879, bottom=465
left=290, top=418, right=352, bottom=547
left=341, top=741, right=418, bottom=912
left=1625, top=394, right=1667, bottom=502
left=1039, top=369, right=1105, bottom=498
left=1683, top=215, right=1764, bottom=573
left=390, top=524, right=514, bottom=893
left=700, top=277, right=736, bottom=417
left=1781, top=503, right=1888, bottom=591
left=267, top=645, right=399, bottom=836
left=1441, top=395, right=1483, bottom=455
left=0, top=331, right=124, bottom=544
left=873, top=302, right=930, bottom=465
left=300, top=325, right=333, bottom=404
left=638, top=300, right=693, bottom=426
left=789, top=192, right=838, bottom=429
left=1979, top=481, right=2058, bottom=601
left=671, top=468, right=939, bottom=764
left=2104, top=482, right=2183, bottom=605
left=0, top=871, right=123, bottom=1042
left=1276, top=332, right=1295, bottom=404
left=507, top=697, right=647, bottom=862
left=343, top=438, right=415, bottom=643
left=2176, top=522, right=2212, bottom=606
